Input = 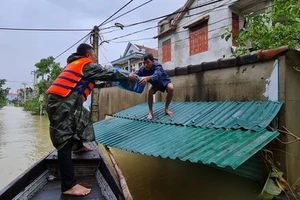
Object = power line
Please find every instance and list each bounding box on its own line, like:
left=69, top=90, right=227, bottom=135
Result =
left=98, top=0, right=225, bottom=33
left=105, top=25, right=157, bottom=42
left=103, top=1, right=232, bottom=43
left=0, top=0, right=270, bottom=34
left=100, top=0, right=270, bottom=37
left=111, top=37, right=154, bottom=43
left=105, top=0, right=271, bottom=44
left=54, top=32, right=92, bottom=59
left=54, top=0, right=134, bottom=60
left=98, top=0, right=134, bottom=28
left=0, top=27, right=91, bottom=32
left=100, top=48, right=110, bottom=64
left=121, top=0, right=224, bottom=28
left=109, top=20, right=242, bottom=47
left=101, top=0, right=233, bottom=43
left=6, top=80, right=33, bottom=83
left=101, top=0, right=154, bottom=26
left=0, top=1, right=152, bottom=34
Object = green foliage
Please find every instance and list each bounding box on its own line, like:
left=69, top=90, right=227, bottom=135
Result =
left=23, top=56, right=62, bottom=113
left=0, top=78, right=10, bottom=108
left=23, top=97, right=41, bottom=114
left=10, top=97, right=18, bottom=105
left=222, top=0, right=300, bottom=55
left=34, top=56, right=62, bottom=95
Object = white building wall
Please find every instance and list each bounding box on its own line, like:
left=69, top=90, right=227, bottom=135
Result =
left=125, top=45, right=139, bottom=56
left=119, top=60, right=143, bottom=72
left=158, top=0, right=269, bottom=70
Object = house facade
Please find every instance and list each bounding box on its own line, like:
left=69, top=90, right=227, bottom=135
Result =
left=111, top=42, right=158, bottom=72
left=156, top=0, right=271, bottom=70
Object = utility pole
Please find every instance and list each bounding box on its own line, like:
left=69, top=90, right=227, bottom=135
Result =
left=91, top=25, right=100, bottom=122
left=22, top=82, right=27, bottom=102
left=92, top=25, right=100, bottom=63
left=31, top=70, right=36, bottom=85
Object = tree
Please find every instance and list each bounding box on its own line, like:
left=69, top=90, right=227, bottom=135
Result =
left=222, top=0, right=300, bottom=55
left=0, top=78, right=10, bottom=108
left=35, top=56, right=62, bottom=96
left=23, top=56, right=62, bottom=114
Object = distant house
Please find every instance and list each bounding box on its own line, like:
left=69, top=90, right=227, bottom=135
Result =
left=111, top=42, right=158, bottom=72
left=156, top=0, right=271, bottom=69
left=16, top=87, right=37, bottom=102
left=6, top=93, right=18, bottom=101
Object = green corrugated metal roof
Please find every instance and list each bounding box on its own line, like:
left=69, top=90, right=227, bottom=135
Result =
left=94, top=101, right=282, bottom=169
left=113, top=101, right=283, bottom=131
left=94, top=117, right=279, bottom=169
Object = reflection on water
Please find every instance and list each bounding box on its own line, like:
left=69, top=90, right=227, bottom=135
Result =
left=0, top=106, right=53, bottom=189
left=0, top=106, right=260, bottom=199
left=99, top=146, right=260, bottom=200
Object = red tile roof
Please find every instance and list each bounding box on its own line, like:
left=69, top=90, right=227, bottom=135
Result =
left=135, top=44, right=158, bottom=58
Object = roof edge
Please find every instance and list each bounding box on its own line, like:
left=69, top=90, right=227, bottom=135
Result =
left=165, top=46, right=294, bottom=77
left=154, top=26, right=177, bottom=39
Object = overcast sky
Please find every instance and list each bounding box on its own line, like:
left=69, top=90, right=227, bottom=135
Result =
left=1, top=0, right=186, bottom=92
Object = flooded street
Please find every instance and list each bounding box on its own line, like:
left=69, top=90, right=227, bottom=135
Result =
left=0, top=106, right=260, bottom=199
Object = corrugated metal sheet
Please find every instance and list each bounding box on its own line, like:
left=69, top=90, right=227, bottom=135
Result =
left=94, top=117, right=279, bottom=169
left=113, top=101, right=283, bottom=131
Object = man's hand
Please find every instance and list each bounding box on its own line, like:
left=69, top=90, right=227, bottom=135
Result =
left=139, top=76, right=150, bottom=86
left=129, top=73, right=137, bottom=82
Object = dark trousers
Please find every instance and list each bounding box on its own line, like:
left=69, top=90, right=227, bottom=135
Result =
left=57, top=139, right=83, bottom=192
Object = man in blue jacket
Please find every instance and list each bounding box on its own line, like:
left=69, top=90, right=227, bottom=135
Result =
left=129, top=54, right=174, bottom=120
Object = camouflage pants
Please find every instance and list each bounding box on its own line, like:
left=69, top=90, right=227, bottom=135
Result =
left=46, top=93, right=95, bottom=150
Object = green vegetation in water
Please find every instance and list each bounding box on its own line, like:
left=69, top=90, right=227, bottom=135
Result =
left=23, top=97, right=42, bottom=115
left=23, top=56, right=62, bottom=114
left=0, top=78, right=10, bottom=108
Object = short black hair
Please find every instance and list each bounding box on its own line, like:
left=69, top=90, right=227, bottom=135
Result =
left=143, top=53, right=154, bottom=61
left=76, top=43, right=94, bottom=56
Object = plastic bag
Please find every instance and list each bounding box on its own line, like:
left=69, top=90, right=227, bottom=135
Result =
left=110, top=67, right=145, bottom=94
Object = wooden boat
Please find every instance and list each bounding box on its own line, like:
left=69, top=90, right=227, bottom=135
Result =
left=0, top=142, right=125, bottom=200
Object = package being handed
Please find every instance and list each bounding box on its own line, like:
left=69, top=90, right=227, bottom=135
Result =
left=109, top=66, right=145, bottom=94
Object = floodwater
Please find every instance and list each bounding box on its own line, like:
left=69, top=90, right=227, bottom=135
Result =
left=0, top=106, right=261, bottom=200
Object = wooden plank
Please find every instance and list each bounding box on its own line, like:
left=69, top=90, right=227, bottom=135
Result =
left=31, top=186, right=105, bottom=200
left=97, top=146, right=125, bottom=200
left=46, top=142, right=101, bottom=161
left=31, top=176, right=104, bottom=200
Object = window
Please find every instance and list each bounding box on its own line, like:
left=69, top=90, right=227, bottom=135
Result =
left=138, top=62, right=143, bottom=68
left=189, top=20, right=208, bottom=56
left=232, top=12, right=239, bottom=47
left=162, top=38, right=171, bottom=63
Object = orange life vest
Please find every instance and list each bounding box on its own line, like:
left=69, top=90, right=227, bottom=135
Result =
left=46, top=57, right=95, bottom=102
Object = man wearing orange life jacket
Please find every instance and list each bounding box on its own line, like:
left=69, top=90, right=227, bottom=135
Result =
left=46, top=43, right=129, bottom=197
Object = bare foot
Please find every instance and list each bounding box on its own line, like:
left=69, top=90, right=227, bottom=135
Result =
left=73, top=145, right=92, bottom=154
left=63, top=184, right=91, bottom=196
left=147, top=112, right=153, bottom=120
left=165, top=109, right=173, bottom=117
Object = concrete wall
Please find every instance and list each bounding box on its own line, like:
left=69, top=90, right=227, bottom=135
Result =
left=157, top=59, right=275, bottom=102
left=281, top=51, right=300, bottom=184
left=95, top=86, right=148, bottom=120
